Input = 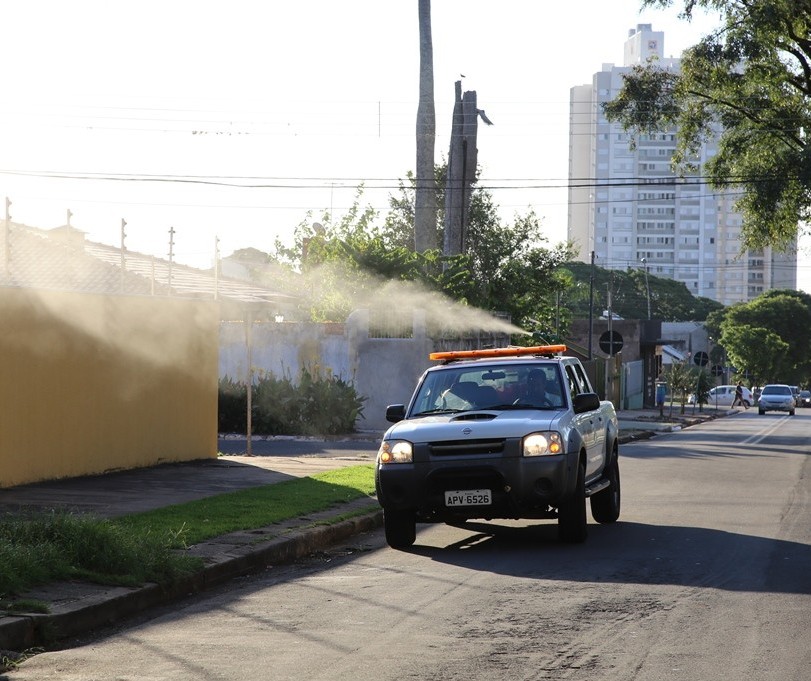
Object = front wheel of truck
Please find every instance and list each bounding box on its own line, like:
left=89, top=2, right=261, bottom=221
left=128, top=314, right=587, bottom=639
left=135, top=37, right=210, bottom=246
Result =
left=383, top=508, right=416, bottom=549
left=558, top=457, right=588, bottom=543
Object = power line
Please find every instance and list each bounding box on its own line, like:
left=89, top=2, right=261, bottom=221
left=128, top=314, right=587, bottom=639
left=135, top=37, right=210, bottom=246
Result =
left=0, top=167, right=798, bottom=192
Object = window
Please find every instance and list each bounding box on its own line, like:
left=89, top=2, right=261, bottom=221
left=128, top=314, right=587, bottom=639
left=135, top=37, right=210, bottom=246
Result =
left=566, top=364, right=591, bottom=398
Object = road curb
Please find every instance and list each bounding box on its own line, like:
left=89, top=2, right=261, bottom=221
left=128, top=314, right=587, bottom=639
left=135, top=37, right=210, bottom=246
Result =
left=0, top=506, right=383, bottom=654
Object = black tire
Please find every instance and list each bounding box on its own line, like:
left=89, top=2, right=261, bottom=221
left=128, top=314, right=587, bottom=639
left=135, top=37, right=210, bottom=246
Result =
left=558, top=457, right=587, bottom=543
left=383, top=509, right=416, bottom=549
left=591, top=449, right=621, bottom=524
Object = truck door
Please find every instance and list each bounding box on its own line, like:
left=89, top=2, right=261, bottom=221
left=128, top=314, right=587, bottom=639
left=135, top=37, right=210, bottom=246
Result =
left=565, top=364, right=602, bottom=478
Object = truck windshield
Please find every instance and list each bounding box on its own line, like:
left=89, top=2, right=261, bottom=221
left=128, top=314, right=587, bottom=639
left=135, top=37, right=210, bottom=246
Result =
left=410, top=363, right=566, bottom=414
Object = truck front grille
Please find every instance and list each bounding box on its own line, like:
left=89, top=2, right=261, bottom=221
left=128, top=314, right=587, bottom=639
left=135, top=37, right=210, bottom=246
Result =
left=429, top=438, right=505, bottom=456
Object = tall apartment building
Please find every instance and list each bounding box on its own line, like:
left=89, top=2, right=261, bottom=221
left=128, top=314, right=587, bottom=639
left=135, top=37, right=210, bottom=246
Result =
left=568, top=24, right=797, bottom=306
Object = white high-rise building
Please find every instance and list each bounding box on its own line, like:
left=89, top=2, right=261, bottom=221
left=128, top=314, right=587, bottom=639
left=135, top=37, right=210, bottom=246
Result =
left=568, top=24, right=796, bottom=306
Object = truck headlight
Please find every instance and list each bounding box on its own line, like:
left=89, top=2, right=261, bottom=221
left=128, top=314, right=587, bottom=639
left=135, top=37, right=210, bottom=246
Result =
left=378, top=439, right=413, bottom=464
left=522, top=432, right=562, bottom=457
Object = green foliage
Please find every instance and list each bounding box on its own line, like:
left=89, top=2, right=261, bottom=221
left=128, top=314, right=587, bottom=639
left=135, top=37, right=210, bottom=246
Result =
left=383, top=167, right=445, bottom=250
left=0, top=511, right=201, bottom=599
left=293, top=366, right=366, bottom=436
left=717, top=289, right=811, bottom=385
left=603, top=0, right=811, bottom=252
left=558, top=260, right=724, bottom=321
left=219, top=368, right=366, bottom=436
left=217, top=376, right=248, bottom=433
left=663, top=360, right=697, bottom=413
left=692, top=368, right=714, bottom=409
left=0, top=467, right=375, bottom=602
left=723, top=326, right=790, bottom=386
left=270, top=165, right=573, bottom=335
left=465, top=210, right=573, bottom=330
left=384, top=165, right=575, bottom=330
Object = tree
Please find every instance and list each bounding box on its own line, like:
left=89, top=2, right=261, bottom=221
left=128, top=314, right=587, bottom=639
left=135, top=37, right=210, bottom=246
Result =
left=663, top=360, right=695, bottom=414
left=692, top=368, right=714, bottom=411
left=385, top=163, right=573, bottom=331
left=602, top=0, right=811, bottom=252
left=464, top=209, right=572, bottom=337
left=721, top=325, right=791, bottom=387
left=717, top=289, right=811, bottom=385
left=382, top=167, right=445, bottom=250
left=558, top=260, right=724, bottom=321
left=270, top=170, right=572, bottom=332
left=414, top=0, right=437, bottom=253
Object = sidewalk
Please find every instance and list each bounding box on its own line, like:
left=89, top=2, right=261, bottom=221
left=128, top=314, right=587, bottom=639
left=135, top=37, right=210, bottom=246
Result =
left=0, top=406, right=733, bottom=657
left=615, top=403, right=734, bottom=439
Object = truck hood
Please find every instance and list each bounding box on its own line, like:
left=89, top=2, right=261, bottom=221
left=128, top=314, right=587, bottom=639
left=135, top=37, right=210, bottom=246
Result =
left=384, top=409, right=561, bottom=442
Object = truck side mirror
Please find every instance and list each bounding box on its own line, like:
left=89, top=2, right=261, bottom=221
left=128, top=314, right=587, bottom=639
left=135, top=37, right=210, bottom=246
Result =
left=573, top=392, right=600, bottom=414
left=385, top=404, right=406, bottom=423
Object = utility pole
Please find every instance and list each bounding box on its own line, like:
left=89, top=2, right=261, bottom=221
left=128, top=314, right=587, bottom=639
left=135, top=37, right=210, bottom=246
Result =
left=607, top=268, right=618, bottom=353
left=641, top=257, right=651, bottom=319
left=588, top=250, right=595, bottom=360
left=245, top=306, right=253, bottom=457
left=605, top=282, right=612, bottom=400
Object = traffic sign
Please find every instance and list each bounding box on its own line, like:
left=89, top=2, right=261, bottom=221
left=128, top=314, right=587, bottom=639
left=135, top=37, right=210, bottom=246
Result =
left=694, top=351, right=709, bottom=366
left=711, top=364, right=723, bottom=377
left=599, top=330, right=623, bottom=356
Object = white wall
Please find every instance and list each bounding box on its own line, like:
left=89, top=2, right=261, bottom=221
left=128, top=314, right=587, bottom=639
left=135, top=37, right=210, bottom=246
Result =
left=219, top=311, right=435, bottom=432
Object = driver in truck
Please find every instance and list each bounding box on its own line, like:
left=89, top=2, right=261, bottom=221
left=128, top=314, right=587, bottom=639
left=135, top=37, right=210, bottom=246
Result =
left=526, top=369, right=549, bottom=405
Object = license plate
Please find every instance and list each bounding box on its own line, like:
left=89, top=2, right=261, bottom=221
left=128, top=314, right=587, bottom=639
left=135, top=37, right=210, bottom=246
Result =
left=445, top=489, right=492, bottom=506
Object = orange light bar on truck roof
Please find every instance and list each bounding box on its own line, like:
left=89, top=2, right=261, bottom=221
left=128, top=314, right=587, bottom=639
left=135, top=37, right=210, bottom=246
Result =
left=429, top=344, right=568, bottom=361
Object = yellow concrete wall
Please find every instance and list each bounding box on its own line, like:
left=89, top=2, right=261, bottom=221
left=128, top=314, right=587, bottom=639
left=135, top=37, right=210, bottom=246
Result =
left=0, top=288, right=218, bottom=487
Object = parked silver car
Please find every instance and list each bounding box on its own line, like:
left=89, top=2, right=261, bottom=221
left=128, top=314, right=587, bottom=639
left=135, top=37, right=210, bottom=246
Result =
left=757, top=384, right=796, bottom=415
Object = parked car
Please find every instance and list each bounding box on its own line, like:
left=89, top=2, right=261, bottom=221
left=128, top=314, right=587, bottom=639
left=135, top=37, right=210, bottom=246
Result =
left=688, top=384, right=753, bottom=407
left=757, top=384, right=796, bottom=415
left=797, top=389, right=811, bottom=408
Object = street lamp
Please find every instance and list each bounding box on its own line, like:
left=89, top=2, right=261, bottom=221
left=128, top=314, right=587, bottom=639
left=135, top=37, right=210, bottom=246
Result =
left=640, top=257, right=651, bottom=320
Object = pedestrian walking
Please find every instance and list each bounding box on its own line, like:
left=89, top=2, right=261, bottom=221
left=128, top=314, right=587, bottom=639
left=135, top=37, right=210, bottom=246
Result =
left=732, top=381, right=749, bottom=409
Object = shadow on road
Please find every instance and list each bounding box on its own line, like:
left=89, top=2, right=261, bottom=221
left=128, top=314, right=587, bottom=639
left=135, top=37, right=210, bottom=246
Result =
left=404, top=519, right=811, bottom=595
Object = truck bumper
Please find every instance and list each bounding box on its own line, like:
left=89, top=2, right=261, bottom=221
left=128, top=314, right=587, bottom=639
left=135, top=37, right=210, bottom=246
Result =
left=376, top=451, right=578, bottom=521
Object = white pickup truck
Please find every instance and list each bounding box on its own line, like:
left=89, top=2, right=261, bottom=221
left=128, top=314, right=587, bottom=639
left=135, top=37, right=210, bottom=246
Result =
left=375, top=345, right=621, bottom=548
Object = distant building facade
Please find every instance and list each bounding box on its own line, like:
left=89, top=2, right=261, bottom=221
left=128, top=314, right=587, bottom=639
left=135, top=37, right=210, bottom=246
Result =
left=568, top=24, right=797, bottom=306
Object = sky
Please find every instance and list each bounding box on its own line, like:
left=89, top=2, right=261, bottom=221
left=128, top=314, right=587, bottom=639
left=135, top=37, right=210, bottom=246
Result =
left=2, top=0, right=809, bottom=291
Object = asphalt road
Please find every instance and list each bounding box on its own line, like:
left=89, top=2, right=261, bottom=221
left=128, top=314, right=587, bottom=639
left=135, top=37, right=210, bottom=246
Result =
left=11, top=410, right=811, bottom=680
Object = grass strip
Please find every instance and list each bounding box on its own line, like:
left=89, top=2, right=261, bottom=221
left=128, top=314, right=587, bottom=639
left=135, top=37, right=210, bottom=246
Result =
left=114, top=464, right=376, bottom=545
left=0, top=464, right=376, bottom=601
left=0, top=511, right=201, bottom=599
